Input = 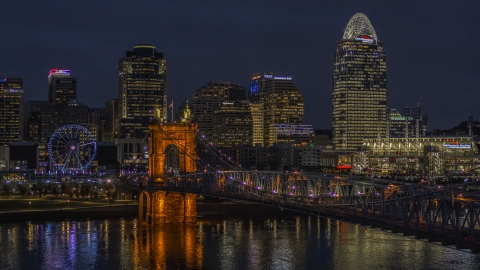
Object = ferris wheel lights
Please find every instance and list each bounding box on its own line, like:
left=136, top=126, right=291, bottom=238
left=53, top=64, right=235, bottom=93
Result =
left=48, top=125, right=96, bottom=171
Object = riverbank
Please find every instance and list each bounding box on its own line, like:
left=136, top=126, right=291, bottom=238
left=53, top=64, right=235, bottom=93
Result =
left=0, top=205, right=138, bottom=223
left=0, top=199, right=281, bottom=223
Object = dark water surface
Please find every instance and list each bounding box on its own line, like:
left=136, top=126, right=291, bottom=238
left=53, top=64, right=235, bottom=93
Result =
left=0, top=213, right=479, bottom=270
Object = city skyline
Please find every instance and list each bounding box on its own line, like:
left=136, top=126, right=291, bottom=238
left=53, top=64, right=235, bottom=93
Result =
left=1, top=1, right=479, bottom=130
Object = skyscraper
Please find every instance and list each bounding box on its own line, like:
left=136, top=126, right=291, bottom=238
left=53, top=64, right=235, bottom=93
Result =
left=332, top=13, right=387, bottom=151
left=48, top=69, right=77, bottom=105
left=118, top=44, right=167, bottom=139
left=192, top=82, right=246, bottom=141
left=213, top=100, right=253, bottom=148
left=0, top=78, right=23, bottom=145
left=249, top=73, right=304, bottom=147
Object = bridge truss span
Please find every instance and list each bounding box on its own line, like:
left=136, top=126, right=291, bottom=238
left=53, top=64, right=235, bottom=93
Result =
left=152, top=171, right=480, bottom=251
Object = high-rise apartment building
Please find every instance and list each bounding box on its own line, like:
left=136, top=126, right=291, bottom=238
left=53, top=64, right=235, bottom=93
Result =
left=0, top=78, right=23, bottom=145
left=118, top=44, right=167, bottom=139
left=332, top=13, right=387, bottom=151
left=249, top=73, right=304, bottom=147
left=192, top=82, right=246, bottom=141
left=48, top=69, right=77, bottom=105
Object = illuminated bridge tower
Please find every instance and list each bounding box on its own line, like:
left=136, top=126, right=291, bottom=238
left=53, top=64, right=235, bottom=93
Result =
left=332, top=13, right=387, bottom=151
left=138, top=103, right=198, bottom=224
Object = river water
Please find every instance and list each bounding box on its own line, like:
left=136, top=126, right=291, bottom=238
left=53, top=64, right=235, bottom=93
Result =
left=0, top=212, right=479, bottom=270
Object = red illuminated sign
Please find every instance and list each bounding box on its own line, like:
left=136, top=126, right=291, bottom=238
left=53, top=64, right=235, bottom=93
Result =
left=48, top=69, right=70, bottom=77
left=337, top=165, right=352, bottom=169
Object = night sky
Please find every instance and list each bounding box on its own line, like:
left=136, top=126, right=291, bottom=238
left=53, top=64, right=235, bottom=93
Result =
left=2, top=1, right=479, bottom=130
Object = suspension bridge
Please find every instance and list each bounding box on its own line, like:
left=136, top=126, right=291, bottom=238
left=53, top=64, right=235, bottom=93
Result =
left=136, top=110, right=480, bottom=252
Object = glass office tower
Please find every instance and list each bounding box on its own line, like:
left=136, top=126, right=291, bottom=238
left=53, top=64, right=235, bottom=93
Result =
left=118, top=44, right=167, bottom=139
left=249, top=73, right=304, bottom=147
left=332, top=13, right=387, bottom=151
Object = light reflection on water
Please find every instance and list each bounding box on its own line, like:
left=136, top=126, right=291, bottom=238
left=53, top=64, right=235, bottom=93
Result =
left=0, top=214, right=479, bottom=269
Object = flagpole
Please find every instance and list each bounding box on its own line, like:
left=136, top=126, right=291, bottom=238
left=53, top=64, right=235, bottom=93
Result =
left=171, top=99, right=173, bottom=122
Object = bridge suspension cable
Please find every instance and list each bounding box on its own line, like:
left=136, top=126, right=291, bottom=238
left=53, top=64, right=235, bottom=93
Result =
left=155, top=123, right=244, bottom=173
left=193, top=130, right=245, bottom=171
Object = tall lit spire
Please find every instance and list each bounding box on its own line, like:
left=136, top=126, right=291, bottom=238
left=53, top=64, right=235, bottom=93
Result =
left=343, top=13, right=377, bottom=40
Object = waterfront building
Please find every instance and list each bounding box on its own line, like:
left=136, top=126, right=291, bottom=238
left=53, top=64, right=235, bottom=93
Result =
left=118, top=44, right=167, bottom=139
left=192, top=82, right=246, bottom=141
left=114, top=138, right=148, bottom=167
left=212, top=100, right=253, bottom=148
left=0, top=78, right=23, bottom=145
left=361, top=136, right=478, bottom=176
left=249, top=73, right=304, bottom=147
left=319, top=150, right=353, bottom=171
left=295, top=146, right=322, bottom=168
left=95, top=141, right=118, bottom=170
left=48, top=69, right=77, bottom=106
left=332, top=13, right=387, bottom=151
left=273, top=124, right=314, bottom=146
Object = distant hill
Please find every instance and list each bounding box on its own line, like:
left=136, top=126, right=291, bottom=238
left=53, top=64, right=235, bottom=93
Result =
left=431, top=121, right=480, bottom=136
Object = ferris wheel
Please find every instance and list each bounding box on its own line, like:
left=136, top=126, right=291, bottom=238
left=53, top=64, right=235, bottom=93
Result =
left=48, top=125, right=97, bottom=171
